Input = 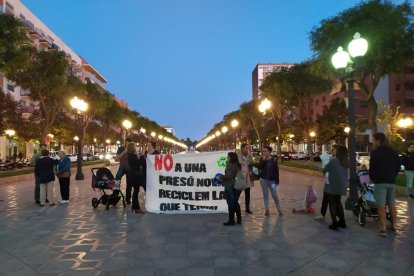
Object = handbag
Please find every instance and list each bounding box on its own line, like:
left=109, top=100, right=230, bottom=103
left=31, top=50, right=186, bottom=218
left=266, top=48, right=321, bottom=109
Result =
left=234, top=170, right=249, bottom=191
left=58, top=171, right=70, bottom=178
left=249, top=165, right=260, bottom=181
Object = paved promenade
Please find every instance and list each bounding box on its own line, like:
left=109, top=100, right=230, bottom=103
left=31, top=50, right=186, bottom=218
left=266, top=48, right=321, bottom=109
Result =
left=0, top=167, right=413, bottom=275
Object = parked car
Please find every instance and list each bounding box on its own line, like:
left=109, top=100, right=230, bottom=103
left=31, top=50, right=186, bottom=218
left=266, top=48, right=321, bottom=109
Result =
left=280, top=151, right=293, bottom=160
left=99, top=152, right=116, bottom=160
left=68, top=154, right=78, bottom=163
left=291, top=151, right=309, bottom=160
left=82, top=153, right=95, bottom=161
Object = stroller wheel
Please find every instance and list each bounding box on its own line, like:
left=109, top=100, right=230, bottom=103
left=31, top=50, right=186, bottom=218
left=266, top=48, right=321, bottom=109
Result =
left=357, top=210, right=366, bottom=226
left=105, top=202, right=110, bottom=211
left=92, top=198, right=99, bottom=208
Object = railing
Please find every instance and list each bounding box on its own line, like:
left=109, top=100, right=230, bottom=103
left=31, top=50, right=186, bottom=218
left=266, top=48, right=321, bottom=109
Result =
left=20, top=89, right=31, bottom=96
left=39, top=36, right=53, bottom=46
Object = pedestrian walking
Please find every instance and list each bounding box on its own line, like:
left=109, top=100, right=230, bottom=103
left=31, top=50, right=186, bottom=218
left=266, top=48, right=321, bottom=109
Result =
left=401, top=143, right=414, bottom=199
left=238, top=143, right=254, bottom=214
left=369, top=132, right=400, bottom=236
left=30, top=143, right=48, bottom=205
left=57, top=151, right=71, bottom=204
left=220, top=152, right=242, bottom=226
left=35, top=149, right=58, bottom=206
left=115, top=138, right=132, bottom=203
left=126, top=143, right=146, bottom=214
left=323, top=145, right=348, bottom=230
left=258, top=146, right=283, bottom=216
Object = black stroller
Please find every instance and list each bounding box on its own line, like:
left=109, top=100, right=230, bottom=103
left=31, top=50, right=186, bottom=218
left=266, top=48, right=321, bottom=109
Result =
left=91, top=167, right=126, bottom=210
left=352, top=170, right=391, bottom=226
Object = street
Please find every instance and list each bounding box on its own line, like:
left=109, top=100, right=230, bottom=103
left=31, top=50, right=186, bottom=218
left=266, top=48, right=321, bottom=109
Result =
left=0, top=167, right=413, bottom=275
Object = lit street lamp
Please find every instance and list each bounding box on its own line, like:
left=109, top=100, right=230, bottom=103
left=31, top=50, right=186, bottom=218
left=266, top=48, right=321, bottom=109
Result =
left=230, top=119, right=239, bottom=129
left=4, top=129, right=16, bottom=160
left=122, top=119, right=132, bottom=142
left=331, top=32, right=368, bottom=210
left=397, top=117, right=412, bottom=141
left=70, top=96, right=88, bottom=180
left=309, top=131, right=316, bottom=153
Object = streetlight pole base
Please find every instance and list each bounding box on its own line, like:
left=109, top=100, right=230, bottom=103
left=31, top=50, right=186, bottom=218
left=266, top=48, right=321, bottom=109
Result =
left=75, top=172, right=84, bottom=180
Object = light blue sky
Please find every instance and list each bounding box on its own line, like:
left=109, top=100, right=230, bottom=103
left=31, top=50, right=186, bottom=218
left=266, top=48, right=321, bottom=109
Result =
left=22, top=0, right=368, bottom=140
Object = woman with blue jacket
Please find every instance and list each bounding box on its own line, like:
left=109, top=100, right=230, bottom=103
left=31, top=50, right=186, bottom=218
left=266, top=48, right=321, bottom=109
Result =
left=57, top=151, right=71, bottom=204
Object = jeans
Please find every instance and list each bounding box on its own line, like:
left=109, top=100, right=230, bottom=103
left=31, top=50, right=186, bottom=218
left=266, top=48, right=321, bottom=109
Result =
left=260, top=178, right=281, bottom=210
left=59, top=177, right=70, bottom=200
left=115, top=166, right=126, bottom=181
left=405, top=170, right=414, bottom=195
left=224, top=186, right=241, bottom=212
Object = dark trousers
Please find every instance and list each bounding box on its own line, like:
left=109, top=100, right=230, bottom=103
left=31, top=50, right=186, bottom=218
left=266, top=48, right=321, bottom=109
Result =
left=320, top=192, right=328, bottom=216
left=244, top=188, right=251, bottom=211
left=59, top=177, right=70, bottom=200
left=326, top=193, right=345, bottom=226
left=125, top=181, right=133, bottom=204
left=115, top=166, right=126, bottom=181
left=224, top=187, right=241, bottom=222
left=132, top=184, right=141, bottom=210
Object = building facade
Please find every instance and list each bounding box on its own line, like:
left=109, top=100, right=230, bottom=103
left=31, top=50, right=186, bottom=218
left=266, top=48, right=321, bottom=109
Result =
left=0, top=0, right=110, bottom=160
left=252, top=63, right=295, bottom=99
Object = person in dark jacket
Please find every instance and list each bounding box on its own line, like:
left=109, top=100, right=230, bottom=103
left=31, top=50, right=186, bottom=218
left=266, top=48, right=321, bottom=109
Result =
left=35, top=149, right=58, bottom=206
left=126, top=143, right=146, bottom=214
left=323, top=145, right=349, bottom=230
left=57, top=151, right=71, bottom=204
left=30, top=143, right=48, bottom=204
left=401, top=143, right=414, bottom=199
left=369, top=132, right=400, bottom=236
left=258, top=146, right=282, bottom=216
left=220, top=152, right=242, bottom=226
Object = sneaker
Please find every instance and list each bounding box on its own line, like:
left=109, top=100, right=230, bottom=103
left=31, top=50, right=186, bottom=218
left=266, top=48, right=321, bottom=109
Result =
left=387, top=226, right=397, bottom=233
left=314, top=215, right=325, bottom=220
left=245, top=210, right=253, bottom=214
left=59, top=200, right=69, bottom=204
left=377, top=230, right=387, bottom=237
left=35, top=201, right=40, bottom=205
left=39, top=204, right=45, bottom=207
left=329, top=224, right=338, bottom=230
left=46, top=199, right=49, bottom=203
left=49, top=203, right=55, bottom=206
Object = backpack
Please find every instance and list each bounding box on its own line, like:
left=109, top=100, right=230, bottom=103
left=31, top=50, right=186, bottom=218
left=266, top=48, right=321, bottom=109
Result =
left=234, top=170, right=249, bottom=191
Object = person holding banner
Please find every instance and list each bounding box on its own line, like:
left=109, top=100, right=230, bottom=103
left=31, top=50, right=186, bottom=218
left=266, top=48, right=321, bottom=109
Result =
left=220, top=152, right=242, bottom=226
left=126, top=143, right=146, bottom=214
left=259, top=146, right=283, bottom=216
left=238, top=144, right=254, bottom=214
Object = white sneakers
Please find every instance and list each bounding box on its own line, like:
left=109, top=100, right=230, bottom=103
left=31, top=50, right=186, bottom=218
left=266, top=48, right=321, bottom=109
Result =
left=59, top=200, right=69, bottom=204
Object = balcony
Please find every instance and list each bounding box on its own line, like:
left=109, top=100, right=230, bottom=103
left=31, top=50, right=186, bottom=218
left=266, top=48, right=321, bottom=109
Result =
left=22, top=19, right=35, bottom=32
left=21, top=106, right=35, bottom=114
left=29, top=27, right=42, bottom=39
left=39, top=36, right=53, bottom=48
left=5, top=6, right=14, bottom=16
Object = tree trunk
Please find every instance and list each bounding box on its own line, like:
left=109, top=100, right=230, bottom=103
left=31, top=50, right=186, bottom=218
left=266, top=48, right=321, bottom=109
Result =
left=367, top=96, right=378, bottom=135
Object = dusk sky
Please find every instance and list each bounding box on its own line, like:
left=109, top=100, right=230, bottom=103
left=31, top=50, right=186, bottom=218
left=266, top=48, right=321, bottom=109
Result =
left=22, top=0, right=373, bottom=141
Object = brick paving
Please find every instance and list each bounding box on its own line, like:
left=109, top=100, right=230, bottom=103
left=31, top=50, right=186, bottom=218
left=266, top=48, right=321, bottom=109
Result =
left=0, top=166, right=413, bottom=275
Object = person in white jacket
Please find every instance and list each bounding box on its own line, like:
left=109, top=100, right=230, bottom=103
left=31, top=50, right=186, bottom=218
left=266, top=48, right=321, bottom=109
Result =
left=238, top=144, right=254, bottom=214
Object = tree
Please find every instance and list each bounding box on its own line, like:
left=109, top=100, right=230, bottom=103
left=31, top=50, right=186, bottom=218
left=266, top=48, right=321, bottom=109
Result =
left=316, top=98, right=348, bottom=145
left=0, top=90, right=25, bottom=134
left=0, top=14, right=31, bottom=75
left=376, top=102, right=408, bottom=142
left=8, top=50, right=76, bottom=143
left=239, top=100, right=264, bottom=146
left=310, top=0, right=414, bottom=134
left=260, top=62, right=332, bottom=154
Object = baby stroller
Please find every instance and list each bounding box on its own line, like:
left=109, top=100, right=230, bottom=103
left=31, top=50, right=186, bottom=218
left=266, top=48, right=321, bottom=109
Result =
left=352, top=170, right=391, bottom=226
left=91, top=167, right=126, bottom=210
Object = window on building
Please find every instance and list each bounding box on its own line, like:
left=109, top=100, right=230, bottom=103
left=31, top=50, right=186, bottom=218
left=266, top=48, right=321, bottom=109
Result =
left=396, top=84, right=401, bottom=91
left=396, top=100, right=401, bottom=107
left=404, top=81, right=414, bottom=91
left=7, top=83, right=14, bottom=92
left=322, top=96, right=326, bottom=102
left=404, top=99, right=414, bottom=107
left=360, top=100, right=368, bottom=108
left=315, top=100, right=319, bottom=105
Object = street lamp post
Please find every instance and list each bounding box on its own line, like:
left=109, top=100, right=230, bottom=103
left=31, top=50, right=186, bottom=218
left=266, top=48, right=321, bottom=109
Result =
left=309, top=131, right=316, bottom=153
left=258, top=98, right=272, bottom=149
left=4, top=129, right=16, bottom=160
left=331, top=32, right=368, bottom=210
left=70, top=96, right=88, bottom=180
left=122, top=119, right=132, bottom=143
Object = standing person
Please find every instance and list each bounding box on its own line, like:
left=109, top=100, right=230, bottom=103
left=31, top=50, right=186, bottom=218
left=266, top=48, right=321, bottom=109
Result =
left=30, top=143, right=48, bottom=205
left=238, top=143, right=254, bottom=214
left=258, top=146, right=283, bottom=216
left=35, top=149, right=58, bottom=206
left=401, top=143, right=414, bottom=199
left=315, top=145, right=339, bottom=220
left=220, top=152, right=242, bottom=226
left=126, top=143, right=146, bottom=214
left=57, top=151, right=71, bottom=204
left=369, top=132, right=400, bottom=236
left=115, top=138, right=132, bottom=203
left=145, top=141, right=160, bottom=156
left=323, top=145, right=348, bottom=230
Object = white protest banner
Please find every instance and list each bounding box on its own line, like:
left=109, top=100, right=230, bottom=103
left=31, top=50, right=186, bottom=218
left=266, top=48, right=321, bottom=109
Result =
left=145, top=151, right=230, bottom=214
